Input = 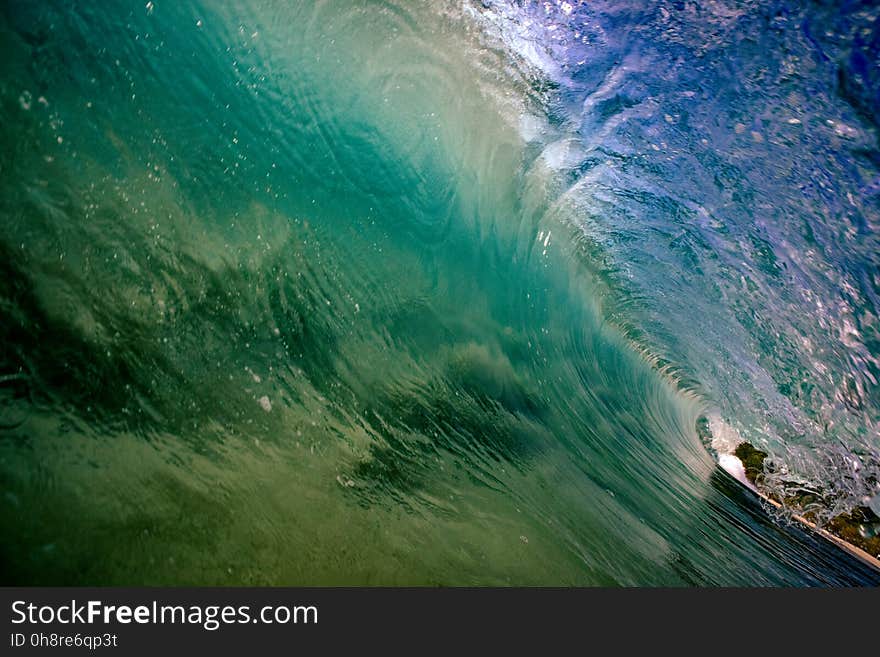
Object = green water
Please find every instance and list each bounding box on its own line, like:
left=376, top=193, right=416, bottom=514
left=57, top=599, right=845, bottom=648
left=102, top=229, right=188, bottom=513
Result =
left=0, top=1, right=877, bottom=585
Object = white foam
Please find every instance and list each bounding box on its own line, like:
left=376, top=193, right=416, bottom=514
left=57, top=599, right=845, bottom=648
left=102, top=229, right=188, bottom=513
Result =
left=718, top=453, right=756, bottom=491
left=705, top=413, right=745, bottom=455
left=540, top=138, right=584, bottom=170
left=518, top=112, right=546, bottom=143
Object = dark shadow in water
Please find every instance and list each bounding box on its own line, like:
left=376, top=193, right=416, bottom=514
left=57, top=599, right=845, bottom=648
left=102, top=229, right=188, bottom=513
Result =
left=348, top=361, right=549, bottom=510
left=0, top=243, right=168, bottom=434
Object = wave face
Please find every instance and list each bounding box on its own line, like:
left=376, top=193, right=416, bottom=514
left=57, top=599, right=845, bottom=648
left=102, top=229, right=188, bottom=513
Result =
left=475, top=0, right=880, bottom=521
left=0, top=0, right=877, bottom=585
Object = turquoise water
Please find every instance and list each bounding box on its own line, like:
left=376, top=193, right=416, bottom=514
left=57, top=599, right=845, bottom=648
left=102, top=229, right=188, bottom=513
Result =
left=0, top=1, right=878, bottom=585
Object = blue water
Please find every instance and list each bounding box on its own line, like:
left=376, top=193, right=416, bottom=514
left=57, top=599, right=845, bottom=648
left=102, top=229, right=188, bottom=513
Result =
left=480, top=0, right=880, bottom=517
left=0, top=0, right=878, bottom=585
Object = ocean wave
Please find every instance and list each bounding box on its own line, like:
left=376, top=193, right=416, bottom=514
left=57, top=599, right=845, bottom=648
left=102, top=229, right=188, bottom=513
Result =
left=0, top=0, right=877, bottom=584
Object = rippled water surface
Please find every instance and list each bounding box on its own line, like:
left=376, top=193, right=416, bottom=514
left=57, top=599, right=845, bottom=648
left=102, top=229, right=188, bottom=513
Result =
left=1, top=1, right=878, bottom=585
